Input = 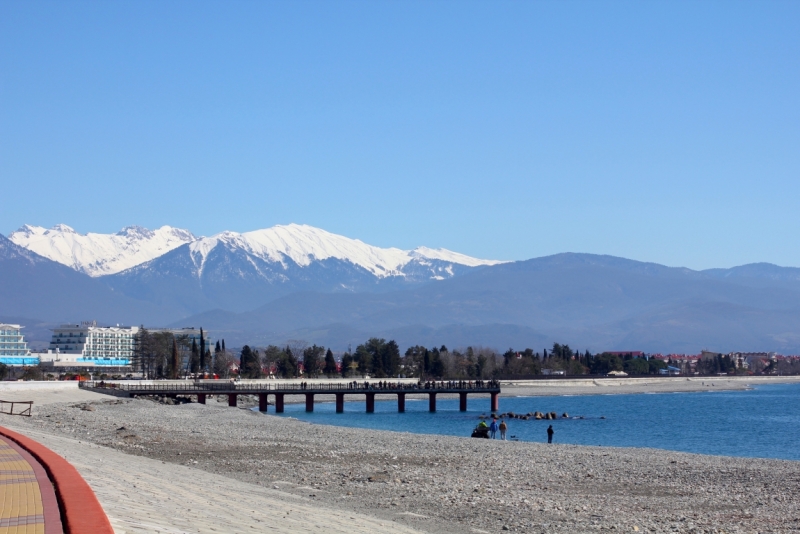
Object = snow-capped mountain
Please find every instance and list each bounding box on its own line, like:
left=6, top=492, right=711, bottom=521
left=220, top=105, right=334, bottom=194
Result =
left=100, top=223, right=503, bottom=313
left=185, top=224, right=500, bottom=279
left=9, top=223, right=501, bottom=280
left=8, top=222, right=502, bottom=313
left=9, top=224, right=196, bottom=277
left=0, top=233, right=177, bottom=325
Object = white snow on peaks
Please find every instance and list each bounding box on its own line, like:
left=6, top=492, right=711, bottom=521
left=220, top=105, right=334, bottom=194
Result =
left=9, top=222, right=503, bottom=279
left=8, top=224, right=196, bottom=277
left=410, top=246, right=504, bottom=268
left=187, top=224, right=501, bottom=278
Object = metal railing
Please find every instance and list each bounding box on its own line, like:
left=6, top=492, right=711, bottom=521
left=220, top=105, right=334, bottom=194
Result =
left=0, top=400, right=32, bottom=417
left=81, top=380, right=500, bottom=394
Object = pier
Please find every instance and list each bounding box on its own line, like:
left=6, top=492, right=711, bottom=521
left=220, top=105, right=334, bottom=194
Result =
left=81, top=380, right=501, bottom=413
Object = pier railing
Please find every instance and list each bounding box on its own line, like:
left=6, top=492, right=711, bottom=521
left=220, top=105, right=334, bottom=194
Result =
left=79, top=380, right=500, bottom=394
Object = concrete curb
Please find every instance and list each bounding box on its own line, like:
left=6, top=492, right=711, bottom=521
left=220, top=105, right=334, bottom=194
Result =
left=0, top=425, right=114, bottom=534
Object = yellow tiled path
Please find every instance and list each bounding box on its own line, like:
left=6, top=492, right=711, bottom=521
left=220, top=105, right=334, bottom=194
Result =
left=0, top=437, right=44, bottom=534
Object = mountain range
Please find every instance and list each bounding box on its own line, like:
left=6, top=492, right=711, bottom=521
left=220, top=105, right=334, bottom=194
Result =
left=3, top=223, right=800, bottom=354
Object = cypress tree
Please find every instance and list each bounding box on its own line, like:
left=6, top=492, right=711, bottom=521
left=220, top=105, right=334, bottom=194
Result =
left=383, top=340, right=400, bottom=377
left=341, top=352, right=352, bottom=378
left=171, top=337, right=180, bottom=379
left=240, top=345, right=250, bottom=373
left=199, top=328, right=206, bottom=371
left=324, top=348, right=337, bottom=376
left=190, top=339, right=199, bottom=373
left=239, top=345, right=261, bottom=378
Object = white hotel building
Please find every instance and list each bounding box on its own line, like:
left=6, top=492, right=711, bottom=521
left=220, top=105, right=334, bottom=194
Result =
left=37, top=324, right=212, bottom=369
left=0, top=324, right=36, bottom=366
left=40, top=323, right=139, bottom=367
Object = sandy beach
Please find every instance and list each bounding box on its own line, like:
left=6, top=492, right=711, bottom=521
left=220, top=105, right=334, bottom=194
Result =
left=1, top=378, right=799, bottom=533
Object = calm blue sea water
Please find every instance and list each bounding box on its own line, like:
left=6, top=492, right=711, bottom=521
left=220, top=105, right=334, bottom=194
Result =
left=264, top=383, right=800, bottom=461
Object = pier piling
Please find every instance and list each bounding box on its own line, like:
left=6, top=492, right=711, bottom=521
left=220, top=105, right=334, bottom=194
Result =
left=81, top=380, right=501, bottom=416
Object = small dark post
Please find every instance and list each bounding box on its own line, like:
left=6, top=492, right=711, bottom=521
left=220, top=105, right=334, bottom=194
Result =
left=259, top=393, right=268, bottom=412
left=197, top=393, right=206, bottom=405
left=228, top=394, right=237, bottom=407
left=275, top=393, right=285, bottom=413
left=429, top=392, right=437, bottom=412
left=491, top=392, right=499, bottom=412
left=459, top=392, right=468, bottom=412
left=365, top=392, right=375, bottom=413
left=305, top=393, right=315, bottom=412
left=397, top=392, right=406, bottom=413
left=335, top=393, right=345, bottom=413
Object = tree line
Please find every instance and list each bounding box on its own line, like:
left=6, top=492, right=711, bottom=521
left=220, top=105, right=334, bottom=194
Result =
left=132, top=328, right=237, bottom=379
left=496, top=344, right=669, bottom=377
left=227, top=340, right=673, bottom=379
left=134, top=330, right=786, bottom=379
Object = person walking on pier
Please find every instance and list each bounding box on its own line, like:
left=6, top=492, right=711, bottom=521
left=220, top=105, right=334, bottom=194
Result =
left=499, top=419, right=508, bottom=441
left=489, top=418, right=499, bottom=439
left=547, top=425, right=554, bottom=444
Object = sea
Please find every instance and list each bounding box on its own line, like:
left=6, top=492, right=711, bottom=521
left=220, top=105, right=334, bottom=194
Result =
left=264, top=383, right=800, bottom=461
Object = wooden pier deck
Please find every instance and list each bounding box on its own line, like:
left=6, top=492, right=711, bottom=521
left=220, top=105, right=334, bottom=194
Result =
left=80, top=380, right=502, bottom=413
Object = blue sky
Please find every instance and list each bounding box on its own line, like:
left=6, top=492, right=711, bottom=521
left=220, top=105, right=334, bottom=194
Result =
left=1, top=1, right=798, bottom=269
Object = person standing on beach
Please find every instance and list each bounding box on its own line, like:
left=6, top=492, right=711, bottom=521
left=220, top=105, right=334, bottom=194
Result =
left=499, top=419, right=508, bottom=441
left=547, top=425, right=554, bottom=443
left=489, top=418, right=499, bottom=439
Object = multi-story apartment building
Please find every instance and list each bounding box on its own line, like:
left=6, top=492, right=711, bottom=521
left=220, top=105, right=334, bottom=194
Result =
left=43, top=323, right=139, bottom=366
left=0, top=324, right=37, bottom=366
left=38, top=324, right=212, bottom=369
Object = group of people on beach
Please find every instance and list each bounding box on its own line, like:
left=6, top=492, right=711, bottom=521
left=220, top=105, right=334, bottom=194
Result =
left=478, top=418, right=555, bottom=442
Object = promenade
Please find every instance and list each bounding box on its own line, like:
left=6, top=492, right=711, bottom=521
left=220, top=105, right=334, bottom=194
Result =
left=0, top=434, right=60, bottom=534
left=0, top=423, right=114, bottom=534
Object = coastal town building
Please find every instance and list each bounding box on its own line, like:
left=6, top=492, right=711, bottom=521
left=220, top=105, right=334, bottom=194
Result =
left=37, top=322, right=139, bottom=367
left=27, top=323, right=213, bottom=374
left=0, top=324, right=37, bottom=366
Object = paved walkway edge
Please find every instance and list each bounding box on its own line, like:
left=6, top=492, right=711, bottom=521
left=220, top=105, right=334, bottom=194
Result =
left=0, top=425, right=114, bottom=534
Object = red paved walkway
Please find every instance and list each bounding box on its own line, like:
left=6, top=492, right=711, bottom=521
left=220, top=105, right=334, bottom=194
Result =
left=0, top=426, right=114, bottom=534
left=0, top=435, right=62, bottom=534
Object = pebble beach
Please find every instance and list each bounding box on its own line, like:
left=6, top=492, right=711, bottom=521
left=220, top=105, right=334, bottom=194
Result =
left=3, top=379, right=800, bottom=534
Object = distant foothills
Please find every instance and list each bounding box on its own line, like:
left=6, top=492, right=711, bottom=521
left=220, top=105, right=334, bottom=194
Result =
left=3, top=222, right=800, bottom=355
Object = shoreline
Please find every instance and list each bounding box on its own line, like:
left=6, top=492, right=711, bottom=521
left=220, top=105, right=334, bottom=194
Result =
left=2, top=384, right=799, bottom=533
left=209, top=375, right=800, bottom=408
